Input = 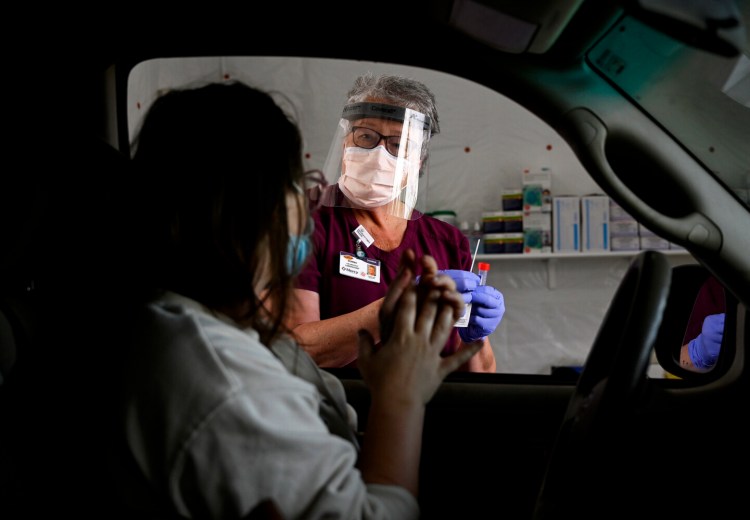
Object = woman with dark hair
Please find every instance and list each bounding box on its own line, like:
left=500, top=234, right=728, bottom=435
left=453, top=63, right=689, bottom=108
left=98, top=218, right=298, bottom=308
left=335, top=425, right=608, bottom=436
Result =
left=116, top=81, right=478, bottom=519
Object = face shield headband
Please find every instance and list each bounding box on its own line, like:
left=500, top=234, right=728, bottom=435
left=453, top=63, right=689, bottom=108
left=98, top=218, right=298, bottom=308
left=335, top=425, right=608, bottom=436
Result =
left=316, top=102, right=432, bottom=220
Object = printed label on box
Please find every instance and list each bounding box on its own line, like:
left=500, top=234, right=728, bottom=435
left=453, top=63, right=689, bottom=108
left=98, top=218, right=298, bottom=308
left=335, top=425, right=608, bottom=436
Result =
left=522, top=211, right=551, bottom=253
left=553, top=196, right=580, bottom=252
left=522, top=169, right=552, bottom=212
left=581, top=196, right=610, bottom=252
left=609, top=220, right=639, bottom=237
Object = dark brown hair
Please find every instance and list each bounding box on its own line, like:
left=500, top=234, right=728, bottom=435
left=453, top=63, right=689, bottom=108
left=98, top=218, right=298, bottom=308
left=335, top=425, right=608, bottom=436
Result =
left=130, top=81, right=305, bottom=344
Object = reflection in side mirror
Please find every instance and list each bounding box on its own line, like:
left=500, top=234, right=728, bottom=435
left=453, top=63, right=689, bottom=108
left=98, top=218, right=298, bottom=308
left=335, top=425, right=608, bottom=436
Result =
left=674, top=275, right=727, bottom=375
left=679, top=311, right=726, bottom=373
left=652, top=265, right=728, bottom=379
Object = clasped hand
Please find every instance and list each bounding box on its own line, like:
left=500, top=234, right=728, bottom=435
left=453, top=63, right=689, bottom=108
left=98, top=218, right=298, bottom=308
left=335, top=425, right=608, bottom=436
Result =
left=357, top=251, right=484, bottom=404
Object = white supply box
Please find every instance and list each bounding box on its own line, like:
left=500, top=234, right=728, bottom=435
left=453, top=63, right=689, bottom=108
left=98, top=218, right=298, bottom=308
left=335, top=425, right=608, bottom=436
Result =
left=609, top=220, right=639, bottom=237
left=581, top=195, right=610, bottom=252
left=522, top=211, right=551, bottom=253
left=640, top=236, right=670, bottom=250
left=611, top=236, right=640, bottom=251
left=522, top=168, right=552, bottom=213
left=553, top=196, right=580, bottom=252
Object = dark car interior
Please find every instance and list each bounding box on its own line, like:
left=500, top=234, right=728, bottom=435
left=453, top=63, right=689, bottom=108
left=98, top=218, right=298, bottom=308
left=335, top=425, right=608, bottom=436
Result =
left=2, top=2, right=749, bottom=519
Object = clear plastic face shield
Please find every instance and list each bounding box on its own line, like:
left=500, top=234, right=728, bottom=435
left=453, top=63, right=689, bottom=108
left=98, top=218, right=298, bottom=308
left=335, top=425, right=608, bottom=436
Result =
left=314, top=102, right=431, bottom=220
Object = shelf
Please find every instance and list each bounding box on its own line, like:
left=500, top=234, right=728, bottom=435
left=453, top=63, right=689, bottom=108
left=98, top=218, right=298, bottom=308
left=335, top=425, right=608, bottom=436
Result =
left=474, top=250, right=695, bottom=289
left=475, top=250, right=693, bottom=261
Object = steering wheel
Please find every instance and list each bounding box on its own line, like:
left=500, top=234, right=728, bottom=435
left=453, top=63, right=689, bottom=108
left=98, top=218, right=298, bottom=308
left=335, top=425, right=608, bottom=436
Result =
left=533, top=250, right=672, bottom=519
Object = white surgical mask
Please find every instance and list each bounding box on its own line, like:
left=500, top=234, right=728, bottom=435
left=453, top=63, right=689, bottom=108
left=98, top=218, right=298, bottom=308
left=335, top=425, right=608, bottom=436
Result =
left=338, top=146, right=399, bottom=208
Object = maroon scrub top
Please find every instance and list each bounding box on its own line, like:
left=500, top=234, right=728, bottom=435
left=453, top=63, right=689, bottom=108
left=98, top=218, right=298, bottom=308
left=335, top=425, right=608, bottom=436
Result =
left=682, top=275, right=726, bottom=345
left=296, top=206, right=472, bottom=361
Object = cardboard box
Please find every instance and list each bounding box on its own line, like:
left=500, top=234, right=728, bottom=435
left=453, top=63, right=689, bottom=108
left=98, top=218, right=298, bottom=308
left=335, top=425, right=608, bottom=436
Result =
left=639, top=236, right=670, bottom=250
left=484, top=233, right=524, bottom=254
left=611, top=236, right=640, bottom=251
left=609, top=220, right=639, bottom=237
left=581, top=195, right=610, bottom=252
left=522, top=168, right=552, bottom=212
left=522, top=211, right=551, bottom=253
left=501, top=189, right=523, bottom=211
left=553, top=196, right=580, bottom=252
left=482, top=211, right=523, bottom=233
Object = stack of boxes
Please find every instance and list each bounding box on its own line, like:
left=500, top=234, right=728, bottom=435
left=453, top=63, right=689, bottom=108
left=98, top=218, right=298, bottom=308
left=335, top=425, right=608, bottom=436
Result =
left=521, top=169, right=552, bottom=254
left=476, top=170, right=686, bottom=255
left=638, top=223, right=670, bottom=251
left=610, top=200, right=681, bottom=252
left=609, top=200, right=640, bottom=251
left=482, top=208, right=523, bottom=254
left=482, top=168, right=554, bottom=254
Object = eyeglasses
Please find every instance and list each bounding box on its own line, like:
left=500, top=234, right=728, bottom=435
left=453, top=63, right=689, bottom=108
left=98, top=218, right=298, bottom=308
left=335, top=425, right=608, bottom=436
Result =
left=294, top=169, right=329, bottom=210
left=350, top=126, right=407, bottom=157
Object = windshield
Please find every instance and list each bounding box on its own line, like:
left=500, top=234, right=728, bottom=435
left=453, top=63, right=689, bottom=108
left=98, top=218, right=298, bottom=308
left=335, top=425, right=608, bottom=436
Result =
left=588, top=15, right=750, bottom=209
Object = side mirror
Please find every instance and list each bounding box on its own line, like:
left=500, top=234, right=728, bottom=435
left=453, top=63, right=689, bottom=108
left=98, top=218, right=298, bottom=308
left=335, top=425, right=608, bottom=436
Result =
left=652, top=264, right=731, bottom=379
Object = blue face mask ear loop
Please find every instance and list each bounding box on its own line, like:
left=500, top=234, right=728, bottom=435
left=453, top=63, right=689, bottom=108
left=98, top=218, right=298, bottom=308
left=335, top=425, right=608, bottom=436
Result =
left=286, top=215, right=314, bottom=275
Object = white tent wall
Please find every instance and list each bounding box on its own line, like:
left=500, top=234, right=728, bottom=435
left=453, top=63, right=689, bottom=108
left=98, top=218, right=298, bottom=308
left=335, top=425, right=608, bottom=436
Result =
left=126, top=57, right=692, bottom=374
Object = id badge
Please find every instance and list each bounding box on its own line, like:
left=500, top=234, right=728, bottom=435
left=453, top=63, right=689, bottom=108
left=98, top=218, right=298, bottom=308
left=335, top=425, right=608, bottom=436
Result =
left=339, top=252, right=381, bottom=283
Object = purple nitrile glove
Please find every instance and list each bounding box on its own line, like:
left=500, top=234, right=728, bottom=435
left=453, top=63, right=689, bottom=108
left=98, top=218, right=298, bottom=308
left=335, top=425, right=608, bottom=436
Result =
left=439, top=269, right=479, bottom=305
left=458, top=285, right=505, bottom=343
left=417, top=270, right=479, bottom=304
left=688, top=313, right=725, bottom=370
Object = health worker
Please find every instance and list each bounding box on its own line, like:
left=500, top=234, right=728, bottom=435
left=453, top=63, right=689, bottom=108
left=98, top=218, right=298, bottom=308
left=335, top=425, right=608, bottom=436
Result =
left=288, top=73, right=504, bottom=372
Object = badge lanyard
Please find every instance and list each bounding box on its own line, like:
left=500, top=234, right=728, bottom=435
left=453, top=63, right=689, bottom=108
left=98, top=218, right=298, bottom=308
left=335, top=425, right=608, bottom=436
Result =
left=352, top=225, right=375, bottom=255
left=338, top=225, right=381, bottom=283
